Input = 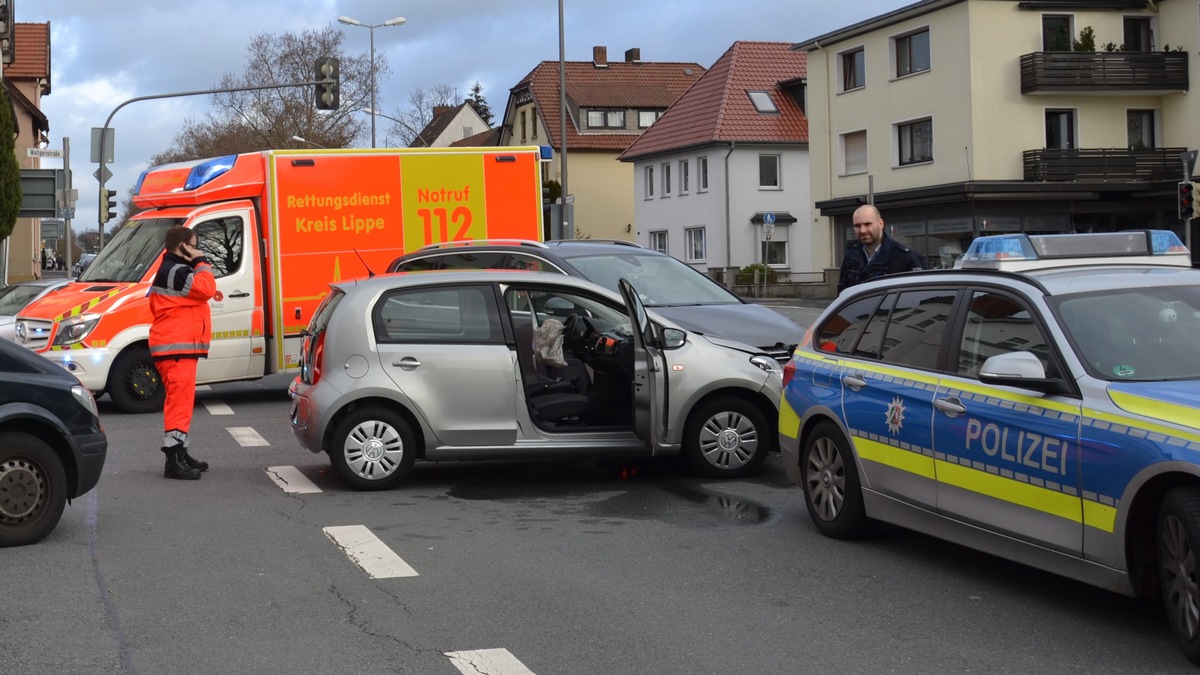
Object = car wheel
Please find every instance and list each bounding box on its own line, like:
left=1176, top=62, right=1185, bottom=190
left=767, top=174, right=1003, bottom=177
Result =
left=1158, top=487, right=1200, bottom=666
left=0, top=432, right=69, bottom=547
left=802, top=421, right=875, bottom=539
left=329, top=407, right=416, bottom=491
left=108, top=347, right=164, bottom=414
left=683, top=397, right=770, bottom=478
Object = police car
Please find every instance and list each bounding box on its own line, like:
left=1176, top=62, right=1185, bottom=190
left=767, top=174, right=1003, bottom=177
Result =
left=778, top=230, right=1200, bottom=664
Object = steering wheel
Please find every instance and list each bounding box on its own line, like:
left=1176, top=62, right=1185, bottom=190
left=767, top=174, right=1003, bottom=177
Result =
left=561, top=312, right=593, bottom=351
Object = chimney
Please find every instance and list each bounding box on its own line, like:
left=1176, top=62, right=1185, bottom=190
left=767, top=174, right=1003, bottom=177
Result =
left=624, top=48, right=641, bottom=64
left=593, top=45, right=608, bottom=68
left=432, top=105, right=452, bottom=118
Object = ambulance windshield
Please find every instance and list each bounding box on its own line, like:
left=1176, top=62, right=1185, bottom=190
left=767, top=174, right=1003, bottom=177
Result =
left=1052, top=285, right=1200, bottom=381
left=79, top=218, right=184, bottom=283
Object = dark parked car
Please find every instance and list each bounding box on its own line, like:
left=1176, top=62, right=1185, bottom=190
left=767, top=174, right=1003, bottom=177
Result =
left=388, top=239, right=804, bottom=363
left=0, top=336, right=106, bottom=546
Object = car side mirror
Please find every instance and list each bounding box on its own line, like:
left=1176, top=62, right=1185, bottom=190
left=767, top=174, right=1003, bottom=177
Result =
left=662, top=327, right=687, bottom=349
left=978, top=351, right=1071, bottom=395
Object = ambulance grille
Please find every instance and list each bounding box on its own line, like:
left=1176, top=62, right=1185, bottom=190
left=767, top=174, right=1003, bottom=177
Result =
left=16, top=319, right=53, bottom=351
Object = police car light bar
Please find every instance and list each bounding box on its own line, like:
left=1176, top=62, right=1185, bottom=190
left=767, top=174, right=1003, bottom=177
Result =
left=957, top=230, right=1191, bottom=271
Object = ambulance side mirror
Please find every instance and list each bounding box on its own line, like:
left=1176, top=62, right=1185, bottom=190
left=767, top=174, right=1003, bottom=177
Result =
left=978, top=352, right=1072, bottom=396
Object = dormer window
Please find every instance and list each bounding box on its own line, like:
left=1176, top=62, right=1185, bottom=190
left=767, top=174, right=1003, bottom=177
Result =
left=587, top=110, right=626, bottom=129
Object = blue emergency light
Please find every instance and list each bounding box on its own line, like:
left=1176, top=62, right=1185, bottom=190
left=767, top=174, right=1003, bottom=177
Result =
left=960, top=230, right=1189, bottom=269
left=184, top=155, right=238, bottom=191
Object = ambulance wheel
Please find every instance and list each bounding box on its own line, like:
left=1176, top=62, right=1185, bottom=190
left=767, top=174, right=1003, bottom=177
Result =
left=1157, top=487, right=1200, bottom=665
left=683, top=397, right=770, bottom=478
left=802, top=421, right=875, bottom=539
left=0, top=433, right=68, bottom=547
left=108, top=347, right=164, bottom=414
left=329, top=406, right=416, bottom=491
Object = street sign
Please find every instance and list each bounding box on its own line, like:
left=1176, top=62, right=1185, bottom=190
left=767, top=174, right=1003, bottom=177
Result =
left=28, top=148, right=63, bottom=159
left=94, top=165, right=113, bottom=183
left=91, top=127, right=115, bottom=164
left=19, top=168, right=66, bottom=218
left=40, top=218, right=64, bottom=239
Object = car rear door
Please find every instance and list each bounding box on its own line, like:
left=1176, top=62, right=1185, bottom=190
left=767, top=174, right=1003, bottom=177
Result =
left=373, top=283, right=518, bottom=446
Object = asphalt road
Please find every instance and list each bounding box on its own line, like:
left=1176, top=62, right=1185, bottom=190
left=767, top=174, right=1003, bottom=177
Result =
left=2, top=364, right=1196, bottom=674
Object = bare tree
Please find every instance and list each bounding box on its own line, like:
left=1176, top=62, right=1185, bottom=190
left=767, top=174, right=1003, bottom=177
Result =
left=150, top=26, right=381, bottom=167
left=380, top=83, right=461, bottom=147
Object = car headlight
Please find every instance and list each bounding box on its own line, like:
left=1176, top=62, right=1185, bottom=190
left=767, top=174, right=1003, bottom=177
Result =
left=749, top=354, right=782, bottom=376
left=53, top=313, right=101, bottom=347
left=71, top=384, right=100, bottom=418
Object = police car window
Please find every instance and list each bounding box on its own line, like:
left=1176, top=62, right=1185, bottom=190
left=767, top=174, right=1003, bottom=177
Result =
left=957, top=291, right=1051, bottom=378
left=879, top=290, right=954, bottom=370
left=194, top=217, right=243, bottom=279
left=373, top=284, right=501, bottom=344
left=853, top=294, right=897, bottom=359
left=816, top=295, right=883, bottom=354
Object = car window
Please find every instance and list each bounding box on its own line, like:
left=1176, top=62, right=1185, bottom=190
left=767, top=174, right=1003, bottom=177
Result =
left=1054, top=285, right=1200, bottom=381
left=435, top=252, right=508, bottom=270
left=816, top=295, right=883, bottom=355
left=852, top=294, right=896, bottom=360
left=393, top=257, right=442, bottom=272
left=957, top=290, right=1052, bottom=378
left=509, top=254, right=559, bottom=273
left=194, top=216, right=244, bottom=278
left=373, top=284, right=501, bottom=344
left=0, top=284, right=48, bottom=315
left=879, top=290, right=954, bottom=370
left=563, top=252, right=739, bottom=305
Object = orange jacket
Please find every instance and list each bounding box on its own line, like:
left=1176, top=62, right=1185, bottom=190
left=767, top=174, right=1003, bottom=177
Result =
left=148, top=251, right=216, bottom=361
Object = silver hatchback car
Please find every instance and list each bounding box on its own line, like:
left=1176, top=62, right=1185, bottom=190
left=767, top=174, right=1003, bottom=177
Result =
left=289, top=270, right=783, bottom=490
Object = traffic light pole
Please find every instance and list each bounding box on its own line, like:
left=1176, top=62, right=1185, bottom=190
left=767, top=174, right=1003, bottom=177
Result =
left=95, top=77, right=331, bottom=248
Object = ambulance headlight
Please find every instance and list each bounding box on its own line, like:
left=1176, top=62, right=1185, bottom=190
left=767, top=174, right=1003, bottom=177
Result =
left=53, top=313, right=102, bottom=346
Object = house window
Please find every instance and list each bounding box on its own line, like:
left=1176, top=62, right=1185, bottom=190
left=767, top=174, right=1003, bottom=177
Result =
left=685, top=227, right=707, bottom=262
left=462, top=126, right=473, bottom=139
left=897, top=118, right=933, bottom=166
left=587, top=109, right=625, bottom=129
left=841, top=130, right=868, bottom=175
left=1127, top=110, right=1156, bottom=149
left=648, top=230, right=668, bottom=253
left=645, top=166, right=655, bottom=198
left=895, top=28, right=930, bottom=77
left=748, top=91, right=778, bottom=113
left=662, top=163, right=672, bottom=197
left=680, top=160, right=690, bottom=194
left=531, top=106, right=538, bottom=138
left=1042, top=15, right=1072, bottom=51
left=759, top=154, right=781, bottom=189
left=1045, top=109, right=1077, bottom=149
left=638, top=110, right=663, bottom=128
left=762, top=241, right=788, bottom=266
left=698, top=156, right=709, bottom=192
left=841, top=47, right=865, bottom=91
left=1124, top=16, right=1153, bottom=52
left=520, top=110, right=527, bottom=141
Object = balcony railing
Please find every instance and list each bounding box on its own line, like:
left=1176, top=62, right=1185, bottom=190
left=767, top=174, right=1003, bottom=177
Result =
left=1020, top=51, right=1188, bottom=94
left=1022, top=147, right=1186, bottom=182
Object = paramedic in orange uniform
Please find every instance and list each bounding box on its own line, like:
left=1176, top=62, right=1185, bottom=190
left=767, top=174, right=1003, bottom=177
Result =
left=149, top=226, right=216, bottom=480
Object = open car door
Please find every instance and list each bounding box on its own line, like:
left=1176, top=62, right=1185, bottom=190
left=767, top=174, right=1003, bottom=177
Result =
left=618, top=278, right=666, bottom=449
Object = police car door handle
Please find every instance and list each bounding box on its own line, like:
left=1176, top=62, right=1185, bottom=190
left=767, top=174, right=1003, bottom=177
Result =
left=935, top=396, right=966, bottom=417
left=843, top=373, right=867, bottom=391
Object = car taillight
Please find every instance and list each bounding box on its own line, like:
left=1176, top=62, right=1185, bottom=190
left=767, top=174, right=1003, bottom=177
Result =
left=782, top=360, right=796, bottom=387
left=311, top=331, right=326, bottom=384
left=300, top=330, right=327, bottom=385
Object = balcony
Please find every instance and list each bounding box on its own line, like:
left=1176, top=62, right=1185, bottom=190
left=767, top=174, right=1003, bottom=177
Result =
left=1020, top=51, right=1188, bottom=95
left=1022, top=147, right=1186, bottom=182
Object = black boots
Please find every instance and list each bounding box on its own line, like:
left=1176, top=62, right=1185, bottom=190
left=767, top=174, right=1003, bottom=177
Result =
left=162, top=445, right=201, bottom=480
left=181, top=448, right=209, bottom=472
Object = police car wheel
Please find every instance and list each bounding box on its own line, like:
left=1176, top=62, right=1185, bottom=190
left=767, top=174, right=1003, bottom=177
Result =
left=0, top=433, right=69, bottom=548
left=682, top=397, right=770, bottom=478
left=329, top=406, right=416, bottom=491
left=1157, top=487, right=1200, bottom=664
left=802, top=421, right=874, bottom=540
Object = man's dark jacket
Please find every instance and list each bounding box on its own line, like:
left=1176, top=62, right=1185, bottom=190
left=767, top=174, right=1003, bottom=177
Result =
left=837, top=232, right=926, bottom=292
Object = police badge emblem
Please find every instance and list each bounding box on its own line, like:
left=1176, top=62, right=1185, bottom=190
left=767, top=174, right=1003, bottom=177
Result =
left=885, top=396, right=906, bottom=435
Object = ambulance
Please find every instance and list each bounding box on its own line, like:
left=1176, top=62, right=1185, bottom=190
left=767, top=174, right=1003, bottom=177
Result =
left=14, top=146, right=550, bottom=413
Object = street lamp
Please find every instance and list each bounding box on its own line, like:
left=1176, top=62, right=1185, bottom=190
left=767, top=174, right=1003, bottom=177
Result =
left=364, top=107, right=429, bottom=147
left=338, top=14, right=406, bottom=149
left=291, top=135, right=326, bottom=149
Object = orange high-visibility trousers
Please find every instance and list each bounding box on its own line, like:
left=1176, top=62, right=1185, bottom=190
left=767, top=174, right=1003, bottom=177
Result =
left=156, top=357, right=198, bottom=448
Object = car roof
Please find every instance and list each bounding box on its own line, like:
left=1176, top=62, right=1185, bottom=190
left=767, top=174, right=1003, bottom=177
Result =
left=839, top=264, right=1200, bottom=300
left=388, top=239, right=653, bottom=267
left=337, top=268, right=625, bottom=299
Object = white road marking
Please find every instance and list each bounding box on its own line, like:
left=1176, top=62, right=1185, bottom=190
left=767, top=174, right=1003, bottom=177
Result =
left=445, top=649, right=535, bottom=675
left=322, top=525, right=418, bottom=579
left=265, top=466, right=322, bottom=494
left=203, top=400, right=235, bottom=415
left=227, top=426, right=270, bottom=447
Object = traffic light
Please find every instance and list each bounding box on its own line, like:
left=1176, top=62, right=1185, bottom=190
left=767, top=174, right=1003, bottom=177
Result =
left=99, top=188, right=117, bottom=225
left=1179, top=181, right=1197, bottom=220
left=314, top=57, right=340, bottom=110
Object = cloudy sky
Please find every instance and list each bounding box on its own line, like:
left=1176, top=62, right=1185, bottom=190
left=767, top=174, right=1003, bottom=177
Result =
left=32, top=0, right=905, bottom=231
